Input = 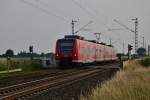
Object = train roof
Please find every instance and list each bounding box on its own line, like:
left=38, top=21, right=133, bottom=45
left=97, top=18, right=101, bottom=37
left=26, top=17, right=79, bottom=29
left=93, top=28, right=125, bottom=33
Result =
left=64, top=35, right=84, bottom=40
left=61, top=35, right=114, bottom=48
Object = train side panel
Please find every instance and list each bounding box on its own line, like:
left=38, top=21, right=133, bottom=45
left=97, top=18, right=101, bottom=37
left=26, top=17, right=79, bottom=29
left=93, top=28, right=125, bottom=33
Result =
left=74, top=39, right=96, bottom=63
left=72, top=39, right=117, bottom=64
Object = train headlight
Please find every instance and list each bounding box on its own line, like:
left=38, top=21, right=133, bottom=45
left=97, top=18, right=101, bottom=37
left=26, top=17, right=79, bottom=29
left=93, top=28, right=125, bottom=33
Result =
left=56, top=54, right=59, bottom=57
left=74, top=53, right=77, bottom=57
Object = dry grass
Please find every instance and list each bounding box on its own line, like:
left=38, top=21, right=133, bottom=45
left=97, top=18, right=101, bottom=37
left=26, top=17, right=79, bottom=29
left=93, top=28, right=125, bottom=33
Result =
left=80, top=61, right=150, bottom=100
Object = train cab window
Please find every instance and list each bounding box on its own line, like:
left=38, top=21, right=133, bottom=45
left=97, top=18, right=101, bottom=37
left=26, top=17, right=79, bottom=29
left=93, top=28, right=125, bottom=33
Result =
left=58, top=40, right=74, bottom=53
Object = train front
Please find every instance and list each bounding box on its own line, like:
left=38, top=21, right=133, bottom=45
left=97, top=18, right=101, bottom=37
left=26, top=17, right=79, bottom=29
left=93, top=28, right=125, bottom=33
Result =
left=55, top=37, right=76, bottom=66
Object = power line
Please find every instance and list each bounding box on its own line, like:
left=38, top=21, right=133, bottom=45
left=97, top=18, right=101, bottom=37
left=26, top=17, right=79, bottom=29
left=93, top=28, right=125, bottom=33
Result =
left=83, top=0, right=110, bottom=25
left=71, top=0, right=95, bottom=18
left=20, top=0, right=69, bottom=23
left=113, top=19, right=139, bottom=54
left=81, top=0, right=122, bottom=32
left=34, top=0, right=70, bottom=20
left=71, top=0, right=109, bottom=29
left=75, top=20, right=93, bottom=34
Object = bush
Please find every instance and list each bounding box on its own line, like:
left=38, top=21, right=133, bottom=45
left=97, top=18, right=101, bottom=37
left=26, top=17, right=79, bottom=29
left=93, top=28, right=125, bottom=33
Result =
left=141, top=58, right=150, bottom=67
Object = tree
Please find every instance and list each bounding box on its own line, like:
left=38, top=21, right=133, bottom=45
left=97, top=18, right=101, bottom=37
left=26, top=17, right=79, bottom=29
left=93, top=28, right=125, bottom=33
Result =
left=45, top=52, right=54, bottom=57
left=17, top=51, right=40, bottom=57
left=17, top=51, right=30, bottom=57
left=137, top=48, right=146, bottom=56
left=40, top=52, right=45, bottom=57
left=5, top=49, right=14, bottom=57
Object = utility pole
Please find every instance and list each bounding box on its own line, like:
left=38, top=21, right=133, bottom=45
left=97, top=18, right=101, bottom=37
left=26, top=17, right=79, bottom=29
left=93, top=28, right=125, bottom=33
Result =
left=71, top=20, right=78, bottom=35
left=113, top=19, right=139, bottom=54
left=94, top=33, right=102, bottom=43
left=132, top=18, right=138, bottom=54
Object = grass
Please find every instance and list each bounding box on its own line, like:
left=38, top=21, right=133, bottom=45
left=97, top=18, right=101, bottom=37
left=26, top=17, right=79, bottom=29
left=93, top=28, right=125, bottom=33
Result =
left=0, top=59, right=45, bottom=77
left=0, top=60, right=8, bottom=71
left=80, top=60, right=150, bottom=100
left=21, top=61, right=44, bottom=71
left=121, top=56, right=128, bottom=61
left=0, top=59, right=22, bottom=71
left=0, top=59, right=43, bottom=71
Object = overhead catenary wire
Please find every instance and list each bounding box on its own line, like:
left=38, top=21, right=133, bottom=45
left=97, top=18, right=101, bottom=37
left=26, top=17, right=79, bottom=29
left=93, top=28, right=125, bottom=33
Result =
left=20, top=0, right=69, bottom=23
left=71, top=0, right=95, bottom=19
left=21, top=0, right=111, bottom=31
left=75, top=21, right=93, bottom=34
left=34, top=0, right=70, bottom=21
left=71, top=0, right=110, bottom=29
left=83, top=0, right=111, bottom=26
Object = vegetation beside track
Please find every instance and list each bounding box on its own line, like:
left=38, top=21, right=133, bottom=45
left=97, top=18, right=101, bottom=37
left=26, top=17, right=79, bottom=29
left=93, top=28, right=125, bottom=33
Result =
left=0, top=59, right=45, bottom=78
left=80, top=60, right=150, bottom=100
left=140, top=57, right=150, bottom=67
left=120, top=55, right=128, bottom=61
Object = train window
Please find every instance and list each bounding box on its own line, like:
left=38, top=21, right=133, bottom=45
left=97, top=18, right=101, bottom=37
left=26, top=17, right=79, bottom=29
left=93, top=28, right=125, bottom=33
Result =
left=58, top=40, right=74, bottom=53
left=60, top=43, right=73, bottom=47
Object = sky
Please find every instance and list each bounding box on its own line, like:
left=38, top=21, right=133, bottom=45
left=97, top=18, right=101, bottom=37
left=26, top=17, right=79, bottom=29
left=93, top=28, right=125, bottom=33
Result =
left=0, top=0, right=150, bottom=54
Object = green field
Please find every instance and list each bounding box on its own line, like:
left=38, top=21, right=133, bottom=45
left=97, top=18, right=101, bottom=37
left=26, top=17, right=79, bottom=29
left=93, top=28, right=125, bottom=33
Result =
left=0, top=58, right=44, bottom=76
left=80, top=60, right=150, bottom=100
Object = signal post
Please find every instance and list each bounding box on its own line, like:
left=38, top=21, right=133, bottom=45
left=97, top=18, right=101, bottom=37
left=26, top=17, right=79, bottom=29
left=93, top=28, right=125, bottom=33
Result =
left=128, top=44, right=133, bottom=59
left=29, top=46, right=33, bottom=61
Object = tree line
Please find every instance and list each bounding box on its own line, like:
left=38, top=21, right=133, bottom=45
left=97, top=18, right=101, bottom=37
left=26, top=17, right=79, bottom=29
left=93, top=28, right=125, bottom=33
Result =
left=0, top=47, right=147, bottom=58
left=0, top=49, right=54, bottom=58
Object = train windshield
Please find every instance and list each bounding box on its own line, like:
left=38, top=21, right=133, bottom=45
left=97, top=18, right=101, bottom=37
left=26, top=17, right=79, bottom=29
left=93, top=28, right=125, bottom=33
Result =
left=59, top=40, right=74, bottom=53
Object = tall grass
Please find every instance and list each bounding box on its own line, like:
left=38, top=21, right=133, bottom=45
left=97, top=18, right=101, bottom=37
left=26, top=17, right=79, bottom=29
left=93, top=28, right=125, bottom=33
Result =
left=80, top=61, right=150, bottom=100
left=0, top=60, right=8, bottom=71
left=0, top=59, right=43, bottom=71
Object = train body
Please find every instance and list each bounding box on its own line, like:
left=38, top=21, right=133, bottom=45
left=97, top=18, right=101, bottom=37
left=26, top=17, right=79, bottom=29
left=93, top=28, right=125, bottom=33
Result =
left=55, top=35, right=117, bottom=66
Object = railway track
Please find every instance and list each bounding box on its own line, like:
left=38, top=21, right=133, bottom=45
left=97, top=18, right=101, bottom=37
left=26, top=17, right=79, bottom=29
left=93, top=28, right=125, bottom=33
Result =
left=0, top=69, right=77, bottom=95
left=0, top=69, right=79, bottom=88
left=0, top=68, right=110, bottom=100
left=0, top=62, right=120, bottom=100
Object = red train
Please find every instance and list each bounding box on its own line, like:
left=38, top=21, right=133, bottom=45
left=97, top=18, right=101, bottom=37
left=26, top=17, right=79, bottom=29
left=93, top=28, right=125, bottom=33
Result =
left=55, top=35, right=117, bottom=66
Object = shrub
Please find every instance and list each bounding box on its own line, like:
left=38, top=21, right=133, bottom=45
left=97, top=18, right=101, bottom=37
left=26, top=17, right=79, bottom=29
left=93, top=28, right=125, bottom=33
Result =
left=141, top=58, right=150, bottom=67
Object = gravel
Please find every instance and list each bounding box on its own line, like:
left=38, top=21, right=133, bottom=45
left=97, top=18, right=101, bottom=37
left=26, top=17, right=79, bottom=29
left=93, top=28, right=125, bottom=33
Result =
left=28, top=68, right=118, bottom=100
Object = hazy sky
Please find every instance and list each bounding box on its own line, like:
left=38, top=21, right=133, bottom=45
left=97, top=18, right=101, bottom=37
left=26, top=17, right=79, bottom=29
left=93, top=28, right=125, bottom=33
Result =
left=0, top=0, right=150, bottom=54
